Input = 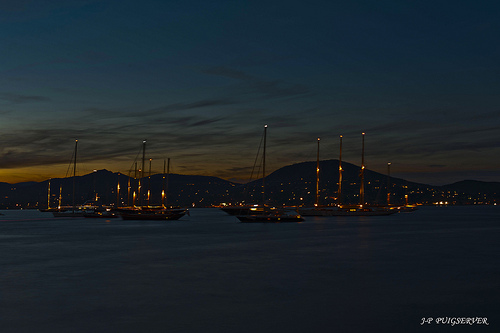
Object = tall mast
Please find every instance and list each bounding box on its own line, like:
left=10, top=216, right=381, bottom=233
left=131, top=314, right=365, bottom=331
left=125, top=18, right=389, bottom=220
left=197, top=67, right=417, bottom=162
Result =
left=405, top=181, right=409, bottom=206
left=148, top=158, right=152, bottom=206
left=387, top=162, right=391, bottom=206
left=116, top=173, right=120, bottom=208
left=141, top=140, right=146, bottom=206
left=262, top=125, right=267, bottom=206
left=73, top=139, right=78, bottom=213
left=315, top=137, right=320, bottom=207
left=142, top=140, right=146, bottom=180
left=47, top=179, right=51, bottom=210
left=162, top=159, right=166, bottom=208
left=93, top=170, right=98, bottom=202
left=360, top=133, right=365, bottom=207
left=167, top=158, right=170, bottom=207
left=58, top=184, right=62, bottom=209
left=127, top=171, right=131, bottom=207
left=134, top=162, right=138, bottom=207
left=162, top=158, right=170, bottom=208
left=338, top=135, right=343, bottom=207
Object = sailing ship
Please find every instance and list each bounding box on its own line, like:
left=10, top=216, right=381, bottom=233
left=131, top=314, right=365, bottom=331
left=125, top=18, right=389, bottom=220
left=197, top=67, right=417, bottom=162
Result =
left=118, top=206, right=187, bottom=220
left=235, top=125, right=304, bottom=223
left=220, top=204, right=261, bottom=216
left=115, top=140, right=188, bottom=220
left=52, top=140, right=84, bottom=217
left=300, top=133, right=397, bottom=217
left=220, top=133, right=266, bottom=217
left=220, top=135, right=269, bottom=217
left=336, top=133, right=397, bottom=216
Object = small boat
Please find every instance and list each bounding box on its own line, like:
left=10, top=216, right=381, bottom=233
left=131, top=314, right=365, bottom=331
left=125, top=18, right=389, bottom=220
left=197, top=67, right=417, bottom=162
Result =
left=236, top=206, right=304, bottom=222
left=397, top=204, right=419, bottom=212
left=221, top=204, right=261, bottom=216
left=83, top=208, right=119, bottom=218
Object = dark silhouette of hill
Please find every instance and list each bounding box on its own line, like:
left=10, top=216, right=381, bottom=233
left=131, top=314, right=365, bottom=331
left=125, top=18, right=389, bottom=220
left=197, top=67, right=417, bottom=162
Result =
left=443, top=180, right=500, bottom=193
left=440, top=180, right=500, bottom=204
left=231, top=159, right=433, bottom=206
left=0, top=162, right=498, bottom=209
left=0, top=169, right=238, bottom=209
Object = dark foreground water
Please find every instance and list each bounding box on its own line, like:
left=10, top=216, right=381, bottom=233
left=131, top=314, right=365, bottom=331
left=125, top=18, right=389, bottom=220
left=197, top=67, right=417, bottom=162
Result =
left=0, top=206, right=498, bottom=333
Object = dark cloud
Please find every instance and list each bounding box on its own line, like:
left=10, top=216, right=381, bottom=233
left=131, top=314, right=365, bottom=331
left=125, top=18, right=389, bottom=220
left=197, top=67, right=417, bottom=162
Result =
left=81, top=99, right=233, bottom=119
left=144, top=99, right=235, bottom=116
left=78, top=50, right=111, bottom=64
left=465, top=109, right=500, bottom=122
left=0, top=125, right=145, bottom=170
left=81, top=107, right=122, bottom=118
left=191, top=117, right=223, bottom=127
left=0, top=92, right=50, bottom=103
left=203, top=66, right=310, bottom=99
left=251, top=80, right=309, bottom=99
left=202, top=67, right=252, bottom=80
left=0, top=111, right=257, bottom=172
left=226, top=162, right=259, bottom=172
left=0, top=1, right=30, bottom=12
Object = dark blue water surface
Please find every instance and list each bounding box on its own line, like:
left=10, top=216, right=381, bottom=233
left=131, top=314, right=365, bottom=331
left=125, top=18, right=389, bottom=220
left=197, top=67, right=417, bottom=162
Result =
left=0, top=206, right=498, bottom=332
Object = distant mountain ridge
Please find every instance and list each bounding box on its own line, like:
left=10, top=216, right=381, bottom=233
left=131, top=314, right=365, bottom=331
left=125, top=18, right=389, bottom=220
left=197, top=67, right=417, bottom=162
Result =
left=443, top=180, right=500, bottom=193
left=0, top=161, right=498, bottom=209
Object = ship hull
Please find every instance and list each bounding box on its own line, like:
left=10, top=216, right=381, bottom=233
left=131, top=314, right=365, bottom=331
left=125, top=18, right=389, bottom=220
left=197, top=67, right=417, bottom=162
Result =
left=118, top=209, right=187, bottom=221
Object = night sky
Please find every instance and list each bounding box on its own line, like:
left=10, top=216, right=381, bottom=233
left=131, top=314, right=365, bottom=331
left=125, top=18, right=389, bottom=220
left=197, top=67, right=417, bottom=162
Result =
left=1, top=0, right=499, bottom=185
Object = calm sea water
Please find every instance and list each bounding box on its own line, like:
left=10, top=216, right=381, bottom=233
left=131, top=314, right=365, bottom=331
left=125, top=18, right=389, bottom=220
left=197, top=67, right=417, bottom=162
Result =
left=0, top=206, right=498, bottom=332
